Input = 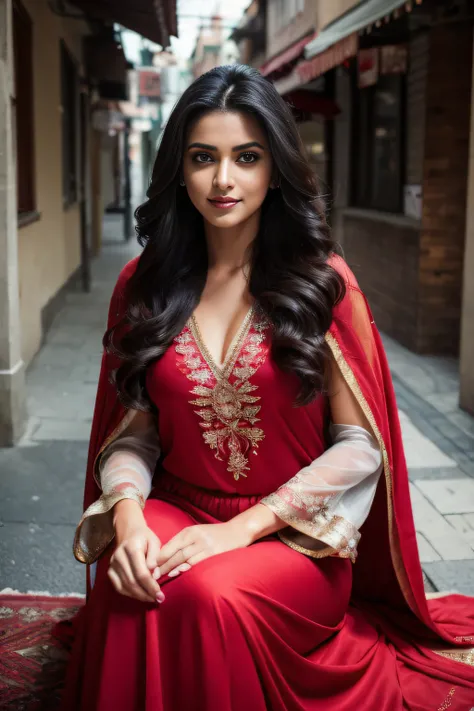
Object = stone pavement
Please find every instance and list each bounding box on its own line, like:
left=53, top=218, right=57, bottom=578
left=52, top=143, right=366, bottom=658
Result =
left=387, top=339, right=474, bottom=594
left=0, top=222, right=473, bottom=595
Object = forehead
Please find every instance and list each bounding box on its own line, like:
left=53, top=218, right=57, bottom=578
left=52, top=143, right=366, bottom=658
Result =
left=187, top=110, right=268, bottom=147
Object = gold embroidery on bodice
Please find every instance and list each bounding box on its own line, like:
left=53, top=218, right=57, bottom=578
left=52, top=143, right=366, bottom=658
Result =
left=174, top=306, right=270, bottom=480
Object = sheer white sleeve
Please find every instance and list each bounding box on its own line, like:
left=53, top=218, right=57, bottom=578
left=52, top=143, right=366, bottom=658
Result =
left=73, top=410, right=161, bottom=564
left=260, top=423, right=382, bottom=562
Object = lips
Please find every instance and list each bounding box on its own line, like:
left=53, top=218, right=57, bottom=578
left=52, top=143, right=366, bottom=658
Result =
left=208, top=198, right=241, bottom=203
left=208, top=197, right=241, bottom=209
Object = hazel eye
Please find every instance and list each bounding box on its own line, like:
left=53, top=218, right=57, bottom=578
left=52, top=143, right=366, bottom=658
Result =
left=238, top=152, right=259, bottom=163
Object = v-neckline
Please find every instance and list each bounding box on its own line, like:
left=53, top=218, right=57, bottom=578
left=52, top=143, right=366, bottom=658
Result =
left=188, top=305, right=255, bottom=379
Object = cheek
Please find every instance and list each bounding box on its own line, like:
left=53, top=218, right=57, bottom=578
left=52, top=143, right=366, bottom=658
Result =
left=242, top=165, right=272, bottom=196
left=186, top=172, right=210, bottom=203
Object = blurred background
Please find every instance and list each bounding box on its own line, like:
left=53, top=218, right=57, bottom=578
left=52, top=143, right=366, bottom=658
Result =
left=1, top=0, right=474, bottom=597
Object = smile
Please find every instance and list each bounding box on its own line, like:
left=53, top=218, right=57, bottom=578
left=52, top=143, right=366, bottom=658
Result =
left=207, top=199, right=241, bottom=209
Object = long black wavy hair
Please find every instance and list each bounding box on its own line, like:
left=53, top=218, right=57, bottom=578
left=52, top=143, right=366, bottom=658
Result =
left=105, top=64, right=345, bottom=411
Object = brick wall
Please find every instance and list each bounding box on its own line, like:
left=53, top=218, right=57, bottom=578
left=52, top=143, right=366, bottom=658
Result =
left=419, top=23, right=473, bottom=354
left=339, top=23, right=473, bottom=356
left=406, top=31, right=429, bottom=186
left=342, top=211, right=420, bottom=350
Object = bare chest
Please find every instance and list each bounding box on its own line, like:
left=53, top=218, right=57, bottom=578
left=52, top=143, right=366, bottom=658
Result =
left=191, top=296, right=254, bottom=370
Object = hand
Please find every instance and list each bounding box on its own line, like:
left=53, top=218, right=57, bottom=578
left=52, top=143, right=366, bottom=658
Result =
left=157, top=521, right=253, bottom=579
left=108, top=500, right=164, bottom=604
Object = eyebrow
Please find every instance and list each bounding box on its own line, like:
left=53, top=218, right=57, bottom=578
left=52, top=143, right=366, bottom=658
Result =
left=187, top=141, right=265, bottom=152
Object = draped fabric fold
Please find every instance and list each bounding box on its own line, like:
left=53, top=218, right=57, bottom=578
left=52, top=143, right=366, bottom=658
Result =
left=72, top=261, right=138, bottom=572
left=324, top=255, right=474, bottom=665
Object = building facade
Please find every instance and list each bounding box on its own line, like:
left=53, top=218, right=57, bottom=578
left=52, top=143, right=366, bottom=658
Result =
left=0, top=0, right=177, bottom=445
left=191, top=15, right=240, bottom=78
left=252, top=0, right=474, bottom=415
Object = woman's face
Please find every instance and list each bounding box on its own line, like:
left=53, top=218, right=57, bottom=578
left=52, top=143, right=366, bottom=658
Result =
left=182, top=110, right=274, bottom=230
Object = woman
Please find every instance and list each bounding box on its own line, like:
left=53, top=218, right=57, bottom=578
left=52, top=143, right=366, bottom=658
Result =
left=61, top=65, right=474, bottom=710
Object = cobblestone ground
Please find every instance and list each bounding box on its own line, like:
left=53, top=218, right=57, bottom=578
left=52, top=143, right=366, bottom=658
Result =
left=1, top=219, right=473, bottom=595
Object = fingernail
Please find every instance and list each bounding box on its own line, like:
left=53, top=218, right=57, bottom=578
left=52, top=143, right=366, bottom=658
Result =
left=156, top=591, right=165, bottom=603
left=152, top=567, right=160, bottom=579
left=168, top=569, right=180, bottom=577
left=178, top=564, right=191, bottom=572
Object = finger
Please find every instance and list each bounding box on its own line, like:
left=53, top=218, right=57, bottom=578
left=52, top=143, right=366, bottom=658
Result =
left=160, top=544, right=197, bottom=578
left=112, top=549, right=156, bottom=602
left=108, top=567, right=152, bottom=603
left=185, top=551, right=209, bottom=567
left=157, top=531, right=190, bottom=567
left=168, top=563, right=192, bottom=578
left=112, top=548, right=137, bottom=588
left=107, top=567, right=123, bottom=594
left=128, top=549, right=161, bottom=600
left=146, top=535, right=162, bottom=571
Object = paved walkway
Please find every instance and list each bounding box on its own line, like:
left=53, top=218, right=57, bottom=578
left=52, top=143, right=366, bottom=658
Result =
left=1, top=219, right=473, bottom=594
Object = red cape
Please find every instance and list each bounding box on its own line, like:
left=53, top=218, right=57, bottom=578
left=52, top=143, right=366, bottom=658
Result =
left=77, top=253, right=474, bottom=701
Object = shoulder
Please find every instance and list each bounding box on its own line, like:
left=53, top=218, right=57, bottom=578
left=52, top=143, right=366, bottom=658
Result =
left=112, top=256, right=141, bottom=301
left=115, top=256, right=140, bottom=293
left=327, top=252, right=362, bottom=292
left=107, top=256, right=140, bottom=325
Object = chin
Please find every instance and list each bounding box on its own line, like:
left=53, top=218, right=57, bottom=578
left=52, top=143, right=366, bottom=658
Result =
left=206, top=216, right=244, bottom=228
left=204, top=210, right=250, bottom=228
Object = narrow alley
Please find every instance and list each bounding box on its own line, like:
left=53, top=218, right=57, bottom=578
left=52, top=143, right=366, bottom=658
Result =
left=0, top=217, right=140, bottom=596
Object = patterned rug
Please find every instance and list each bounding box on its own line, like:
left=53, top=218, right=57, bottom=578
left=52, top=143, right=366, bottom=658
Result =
left=0, top=591, right=85, bottom=710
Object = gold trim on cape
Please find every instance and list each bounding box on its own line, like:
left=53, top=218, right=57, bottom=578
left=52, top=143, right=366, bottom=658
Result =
left=324, top=332, right=418, bottom=614
left=324, top=332, right=474, bottom=670
left=437, top=687, right=456, bottom=711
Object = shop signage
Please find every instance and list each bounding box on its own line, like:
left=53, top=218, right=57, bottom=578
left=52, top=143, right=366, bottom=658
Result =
left=139, top=70, right=161, bottom=99
left=358, top=48, right=378, bottom=88
left=404, top=185, right=422, bottom=220
left=380, top=44, right=408, bottom=75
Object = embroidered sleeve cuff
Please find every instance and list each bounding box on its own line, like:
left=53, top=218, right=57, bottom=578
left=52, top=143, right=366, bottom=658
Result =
left=73, top=486, right=145, bottom=565
left=260, top=490, right=360, bottom=562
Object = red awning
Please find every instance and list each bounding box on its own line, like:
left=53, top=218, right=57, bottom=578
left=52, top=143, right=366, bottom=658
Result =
left=296, top=33, right=358, bottom=84
left=260, top=31, right=317, bottom=77
left=285, top=90, right=340, bottom=119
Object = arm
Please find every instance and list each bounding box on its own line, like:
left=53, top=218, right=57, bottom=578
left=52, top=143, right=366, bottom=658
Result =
left=229, top=353, right=382, bottom=561
left=74, top=409, right=161, bottom=564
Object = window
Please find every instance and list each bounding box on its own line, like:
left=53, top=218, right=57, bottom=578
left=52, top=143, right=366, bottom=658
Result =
left=60, top=41, right=78, bottom=205
left=353, top=73, right=404, bottom=213
left=13, top=0, right=36, bottom=216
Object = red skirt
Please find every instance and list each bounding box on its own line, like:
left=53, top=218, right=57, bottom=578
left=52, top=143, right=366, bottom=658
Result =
left=60, top=473, right=472, bottom=710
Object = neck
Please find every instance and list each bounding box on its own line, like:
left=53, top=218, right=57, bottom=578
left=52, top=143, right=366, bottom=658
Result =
left=203, top=208, right=260, bottom=274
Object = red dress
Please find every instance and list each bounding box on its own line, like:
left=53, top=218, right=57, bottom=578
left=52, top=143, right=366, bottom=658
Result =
left=60, top=255, right=474, bottom=711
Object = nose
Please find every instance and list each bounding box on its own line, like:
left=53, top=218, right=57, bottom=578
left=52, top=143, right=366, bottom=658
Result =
left=213, top=158, right=235, bottom=191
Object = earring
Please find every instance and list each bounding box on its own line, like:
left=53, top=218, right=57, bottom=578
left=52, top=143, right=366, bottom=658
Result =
left=180, top=178, right=185, bottom=186
left=273, top=176, right=281, bottom=189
